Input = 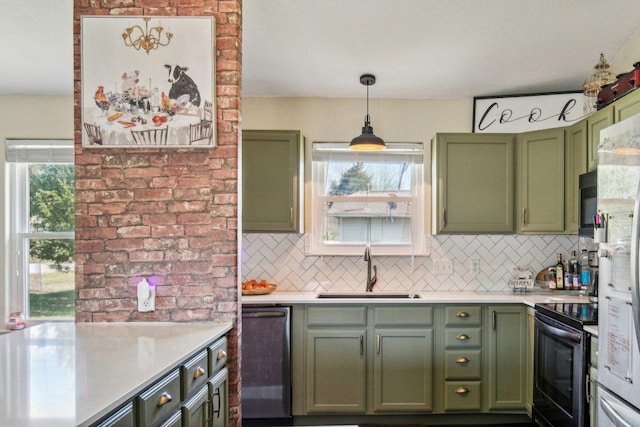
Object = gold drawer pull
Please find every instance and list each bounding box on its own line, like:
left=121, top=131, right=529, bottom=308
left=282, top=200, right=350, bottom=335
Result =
left=456, top=311, right=470, bottom=318
left=157, top=392, right=173, bottom=407
left=456, top=334, right=470, bottom=340
left=455, top=387, right=470, bottom=395
left=217, top=350, right=227, bottom=360
left=193, top=366, right=206, bottom=379
left=455, top=356, right=470, bottom=364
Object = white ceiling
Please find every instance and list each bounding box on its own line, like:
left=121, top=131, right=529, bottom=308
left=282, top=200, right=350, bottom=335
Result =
left=2, top=0, right=640, bottom=99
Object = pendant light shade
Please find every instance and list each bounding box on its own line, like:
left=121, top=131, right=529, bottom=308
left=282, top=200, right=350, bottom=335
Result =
left=350, top=74, right=385, bottom=150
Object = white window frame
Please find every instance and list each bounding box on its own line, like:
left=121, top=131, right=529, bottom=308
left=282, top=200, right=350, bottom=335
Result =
left=309, top=142, right=429, bottom=256
left=6, top=140, right=75, bottom=319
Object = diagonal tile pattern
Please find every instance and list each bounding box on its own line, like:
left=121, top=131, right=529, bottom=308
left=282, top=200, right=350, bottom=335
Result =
left=241, top=233, right=579, bottom=292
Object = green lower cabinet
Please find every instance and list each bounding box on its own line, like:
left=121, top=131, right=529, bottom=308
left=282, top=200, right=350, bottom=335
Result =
left=305, top=328, right=367, bottom=413
left=484, top=305, right=527, bottom=411
left=373, top=329, right=433, bottom=412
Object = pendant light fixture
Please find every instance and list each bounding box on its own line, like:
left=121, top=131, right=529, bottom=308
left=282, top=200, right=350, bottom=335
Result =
left=350, top=74, right=386, bottom=150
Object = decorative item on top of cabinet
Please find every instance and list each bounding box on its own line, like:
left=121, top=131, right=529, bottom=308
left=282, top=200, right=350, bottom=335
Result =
left=432, top=133, right=515, bottom=234
left=516, top=128, right=565, bottom=233
left=242, top=130, right=304, bottom=233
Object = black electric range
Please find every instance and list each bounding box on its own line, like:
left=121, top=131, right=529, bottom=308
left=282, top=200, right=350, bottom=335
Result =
left=534, top=302, right=598, bottom=330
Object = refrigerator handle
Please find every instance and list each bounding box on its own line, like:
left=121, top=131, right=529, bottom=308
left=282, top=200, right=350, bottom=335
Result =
left=631, top=177, right=640, bottom=350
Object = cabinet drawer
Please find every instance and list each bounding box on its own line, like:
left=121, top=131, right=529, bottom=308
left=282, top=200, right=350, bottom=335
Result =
left=157, top=411, right=181, bottom=427
left=443, top=381, right=482, bottom=411
left=181, top=350, right=209, bottom=399
left=136, top=369, right=181, bottom=427
left=444, top=328, right=482, bottom=348
left=444, top=306, right=482, bottom=326
left=306, top=306, right=367, bottom=327
left=373, top=306, right=433, bottom=326
left=94, top=401, right=134, bottom=427
left=208, top=336, right=228, bottom=376
left=590, top=336, right=598, bottom=368
left=444, top=350, right=482, bottom=380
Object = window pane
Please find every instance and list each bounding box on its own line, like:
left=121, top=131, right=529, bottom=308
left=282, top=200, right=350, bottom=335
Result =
left=28, top=164, right=75, bottom=233
left=28, top=239, right=75, bottom=319
left=325, top=161, right=414, bottom=196
left=323, top=201, right=412, bottom=244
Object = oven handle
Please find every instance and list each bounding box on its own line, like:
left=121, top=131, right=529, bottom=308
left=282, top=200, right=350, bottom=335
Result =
left=242, top=311, right=287, bottom=318
left=601, top=396, right=634, bottom=427
left=535, top=317, right=581, bottom=343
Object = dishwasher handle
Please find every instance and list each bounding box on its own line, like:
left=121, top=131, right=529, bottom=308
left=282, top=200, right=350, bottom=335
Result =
left=242, top=310, right=287, bottom=318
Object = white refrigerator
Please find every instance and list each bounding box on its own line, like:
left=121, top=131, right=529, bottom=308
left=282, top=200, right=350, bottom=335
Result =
left=596, top=112, right=640, bottom=426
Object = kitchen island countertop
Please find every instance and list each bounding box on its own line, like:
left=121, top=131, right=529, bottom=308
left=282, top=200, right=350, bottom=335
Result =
left=241, top=290, right=593, bottom=306
left=0, top=321, right=232, bottom=427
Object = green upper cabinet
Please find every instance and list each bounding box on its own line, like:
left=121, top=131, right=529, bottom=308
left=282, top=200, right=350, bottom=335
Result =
left=586, top=105, right=613, bottom=171
left=516, top=128, right=565, bottom=233
left=432, top=133, right=515, bottom=234
left=564, top=120, right=588, bottom=234
left=614, top=88, right=640, bottom=122
left=242, top=130, right=304, bottom=233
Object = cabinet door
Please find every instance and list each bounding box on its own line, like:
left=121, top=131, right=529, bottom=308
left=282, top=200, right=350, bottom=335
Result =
left=565, top=121, right=588, bottom=233
left=614, top=89, right=640, bottom=122
left=372, top=328, right=433, bottom=412
left=242, top=130, right=302, bottom=233
left=181, top=385, right=209, bottom=427
left=586, top=106, right=613, bottom=171
left=433, top=133, right=515, bottom=234
left=484, top=305, right=527, bottom=411
left=305, top=329, right=367, bottom=413
left=517, top=128, right=565, bottom=233
left=209, top=369, right=228, bottom=427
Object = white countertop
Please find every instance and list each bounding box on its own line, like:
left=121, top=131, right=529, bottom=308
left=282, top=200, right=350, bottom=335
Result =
left=0, top=321, right=232, bottom=427
left=241, top=290, right=594, bottom=306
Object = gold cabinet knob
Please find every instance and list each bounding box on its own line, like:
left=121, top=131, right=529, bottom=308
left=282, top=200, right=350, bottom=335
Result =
left=157, top=392, right=173, bottom=406
left=455, top=356, right=470, bottom=364
left=455, top=387, right=470, bottom=395
left=456, top=334, right=470, bottom=340
left=456, top=311, right=470, bottom=318
left=193, top=366, right=206, bottom=379
left=217, top=350, right=227, bottom=360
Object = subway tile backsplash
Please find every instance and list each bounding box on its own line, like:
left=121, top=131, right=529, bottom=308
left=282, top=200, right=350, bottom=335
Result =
left=241, top=234, right=578, bottom=292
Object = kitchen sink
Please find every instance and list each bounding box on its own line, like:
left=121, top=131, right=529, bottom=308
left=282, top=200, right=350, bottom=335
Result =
left=316, top=292, right=421, bottom=299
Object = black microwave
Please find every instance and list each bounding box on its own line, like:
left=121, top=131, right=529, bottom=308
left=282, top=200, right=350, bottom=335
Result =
left=578, top=170, right=597, bottom=236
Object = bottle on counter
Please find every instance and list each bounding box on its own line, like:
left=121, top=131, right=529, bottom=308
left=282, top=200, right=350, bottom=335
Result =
left=548, top=267, right=557, bottom=290
left=555, top=253, right=564, bottom=290
left=580, top=249, right=591, bottom=291
left=570, top=250, right=580, bottom=290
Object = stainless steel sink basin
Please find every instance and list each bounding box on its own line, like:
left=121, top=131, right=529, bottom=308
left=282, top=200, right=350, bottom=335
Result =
left=316, top=292, right=421, bottom=299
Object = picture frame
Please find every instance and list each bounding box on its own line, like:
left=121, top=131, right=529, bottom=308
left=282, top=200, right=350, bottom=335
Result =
left=81, top=16, right=216, bottom=147
left=473, top=91, right=586, bottom=133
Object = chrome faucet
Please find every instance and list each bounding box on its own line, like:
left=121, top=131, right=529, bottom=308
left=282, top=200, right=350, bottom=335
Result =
left=364, top=245, right=377, bottom=292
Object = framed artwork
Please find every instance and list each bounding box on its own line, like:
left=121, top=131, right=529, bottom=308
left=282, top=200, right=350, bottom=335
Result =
left=81, top=16, right=215, bottom=147
left=473, top=91, right=586, bottom=133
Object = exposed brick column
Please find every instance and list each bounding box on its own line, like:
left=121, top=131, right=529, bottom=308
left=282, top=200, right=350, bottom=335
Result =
left=73, top=1, right=242, bottom=424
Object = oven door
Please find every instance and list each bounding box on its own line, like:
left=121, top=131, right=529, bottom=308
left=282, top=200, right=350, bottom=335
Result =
left=533, top=312, right=588, bottom=427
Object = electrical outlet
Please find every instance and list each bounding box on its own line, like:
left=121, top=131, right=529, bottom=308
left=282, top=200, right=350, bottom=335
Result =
left=137, top=279, right=156, bottom=312
left=433, top=259, right=453, bottom=275
left=470, top=259, right=480, bottom=274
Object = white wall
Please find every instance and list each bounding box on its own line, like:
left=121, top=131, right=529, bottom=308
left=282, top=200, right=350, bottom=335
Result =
left=0, top=95, right=74, bottom=326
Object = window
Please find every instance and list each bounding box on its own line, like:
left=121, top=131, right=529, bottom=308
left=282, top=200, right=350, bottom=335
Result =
left=310, top=142, right=427, bottom=256
left=6, top=140, right=75, bottom=319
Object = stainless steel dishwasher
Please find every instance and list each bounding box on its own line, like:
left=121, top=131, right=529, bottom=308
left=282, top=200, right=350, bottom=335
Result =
left=241, top=306, right=291, bottom=423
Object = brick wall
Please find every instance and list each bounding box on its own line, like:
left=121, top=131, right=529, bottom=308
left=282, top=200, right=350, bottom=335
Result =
left=73, top=1, right=241, bottom=424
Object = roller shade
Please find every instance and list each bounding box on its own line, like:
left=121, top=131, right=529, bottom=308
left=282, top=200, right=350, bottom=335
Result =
left=6, top=139, right=74, bottom=163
